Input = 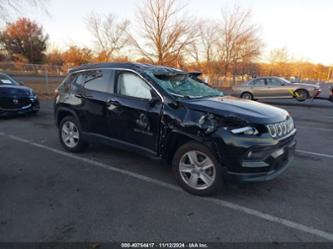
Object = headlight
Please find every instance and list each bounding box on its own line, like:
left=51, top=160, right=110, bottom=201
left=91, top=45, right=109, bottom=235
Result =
left=31, top=91, right=37, bottom=97
left=231, top=126, right=259, bottom=135
left=29, top=91, right=38, bottom=101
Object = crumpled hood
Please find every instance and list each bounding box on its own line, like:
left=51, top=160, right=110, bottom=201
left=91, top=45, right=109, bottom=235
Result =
left=181, top=96, right=289, bottom=124
left=0, top=85, right=33, bottom=97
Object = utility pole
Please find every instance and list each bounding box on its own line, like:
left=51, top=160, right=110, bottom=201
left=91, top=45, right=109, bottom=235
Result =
left=44, top=65, right=49, bottom=95
left=29, top=36, right=33, bottom=63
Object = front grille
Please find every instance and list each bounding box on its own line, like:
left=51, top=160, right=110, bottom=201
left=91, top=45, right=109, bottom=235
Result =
left=266, top=117, right=294, bottom=138
left=0, top=97, right=31, bottom=110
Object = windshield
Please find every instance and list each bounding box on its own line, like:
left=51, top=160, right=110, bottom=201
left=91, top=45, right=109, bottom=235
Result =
left=278, top=77, right=291, bottom=84
left=0, top=75, right=19, bottom=85
left=146, top=71, right=223, bottom=99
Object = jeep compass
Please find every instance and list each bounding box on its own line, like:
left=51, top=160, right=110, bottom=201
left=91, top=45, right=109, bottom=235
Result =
left=54, top=63, right=296, bottom=196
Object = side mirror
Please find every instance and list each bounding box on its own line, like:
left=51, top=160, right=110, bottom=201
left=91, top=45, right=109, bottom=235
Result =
left=18, top=81, right=24, bottom=86
left=149, top=95, right=160, bottom=106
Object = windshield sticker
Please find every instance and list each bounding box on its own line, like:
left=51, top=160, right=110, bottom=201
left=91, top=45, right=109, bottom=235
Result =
left=1, top=79, right=12, bottom=84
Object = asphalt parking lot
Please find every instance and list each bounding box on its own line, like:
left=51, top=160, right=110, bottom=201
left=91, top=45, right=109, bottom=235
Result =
left=0, top=99, right=332, bottom=243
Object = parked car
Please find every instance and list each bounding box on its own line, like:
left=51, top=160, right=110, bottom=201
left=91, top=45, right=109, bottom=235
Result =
left=0, top=73, right=40, bottom=117
left=232, top=76, right=322, bottom=101
left=54, top=63, right=296, bottom=196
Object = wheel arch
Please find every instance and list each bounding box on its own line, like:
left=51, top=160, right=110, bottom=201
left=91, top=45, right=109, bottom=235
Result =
left=162, top=130, right=217, bottom=166
left=55, top=107, right=80, bottom=128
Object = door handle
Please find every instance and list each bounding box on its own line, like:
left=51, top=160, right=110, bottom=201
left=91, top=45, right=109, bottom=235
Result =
left=75, top=92, right=93, bottom=98
left=75, top=93, right=83, bottom=98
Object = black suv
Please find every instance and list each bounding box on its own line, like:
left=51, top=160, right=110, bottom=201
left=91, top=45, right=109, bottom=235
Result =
left=54, top=63, right=296, bottom=196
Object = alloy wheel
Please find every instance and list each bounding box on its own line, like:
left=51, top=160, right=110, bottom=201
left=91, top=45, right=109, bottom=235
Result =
left=61, top=121, right=80, bottom=148
left=179, top=151, right=216, bottom=190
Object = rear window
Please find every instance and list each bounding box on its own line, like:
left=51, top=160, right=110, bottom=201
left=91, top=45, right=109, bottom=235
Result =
left=61, top=73, right=77, bottom=93
left=84, top=69, right=112, bottom=93
left=250, top=79, right=266, bottom=87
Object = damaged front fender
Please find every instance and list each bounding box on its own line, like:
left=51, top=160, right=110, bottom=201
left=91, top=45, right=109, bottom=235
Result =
left=158, top=103, right=248, bottom=163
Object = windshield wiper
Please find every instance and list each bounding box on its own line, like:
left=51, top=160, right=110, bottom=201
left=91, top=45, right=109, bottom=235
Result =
left=169, top=93, right=190, bottom=98
left=189, top=94, right=223, bottom=99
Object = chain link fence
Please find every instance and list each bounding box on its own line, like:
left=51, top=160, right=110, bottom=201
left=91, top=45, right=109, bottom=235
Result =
left=0, top=62, right=67, bottom=98
left=0, top=62, right=252, bottom=98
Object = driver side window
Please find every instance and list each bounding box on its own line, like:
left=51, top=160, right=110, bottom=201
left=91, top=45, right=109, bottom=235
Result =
left=267, top=78, right=282, bottom=87
left=116, top=72, right=153, bottom=100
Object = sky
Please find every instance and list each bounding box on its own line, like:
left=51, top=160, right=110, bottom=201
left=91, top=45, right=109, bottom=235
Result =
left=17, top=0, right=333, bottom=65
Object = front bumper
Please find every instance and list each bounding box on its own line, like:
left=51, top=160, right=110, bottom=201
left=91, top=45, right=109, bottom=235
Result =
left=0, top=99, right=40, bottom=117
left=226, top=139, right=296, bottom=182
left=213, top=128, right=296, bottom=182
left=311, top=89, right=322, bottom=98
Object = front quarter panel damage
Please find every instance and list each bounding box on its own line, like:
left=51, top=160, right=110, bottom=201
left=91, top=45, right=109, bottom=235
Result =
left=159, top=103, right=243, bottom=163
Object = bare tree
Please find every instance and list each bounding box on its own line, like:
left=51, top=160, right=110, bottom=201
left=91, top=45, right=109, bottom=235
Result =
left=131, top=0, right=196, bottom=66
left=217, top=6, right=262, bottom=78
left=0, top=0, right=48, bottom=21
left=187, top=20, right=219, bottom=65
left=267, top=48, right=292, bottom=76
left=185, top=20, right=220, bottom=82
left=86, top=13, right=130, bottom=61
left=268, top=48, right=290, bottom=64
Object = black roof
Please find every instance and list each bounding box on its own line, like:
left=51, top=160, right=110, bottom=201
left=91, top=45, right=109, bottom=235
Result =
left=69, top=62, right=183, bottom=74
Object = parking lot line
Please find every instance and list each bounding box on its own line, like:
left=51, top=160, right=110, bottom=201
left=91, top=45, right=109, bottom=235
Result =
left=8, top=134, right=30, bottom=143
left=296, top=150, right=333, bottom=159
left=1, top=132, right=333, bottom=241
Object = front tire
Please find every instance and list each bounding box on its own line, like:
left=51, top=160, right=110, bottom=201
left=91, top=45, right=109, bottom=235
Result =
left=172, top=142, right=223, bottom=196
left=294, top=89, right=309, bottom=102
left=59, top=116, right=87, bottom=152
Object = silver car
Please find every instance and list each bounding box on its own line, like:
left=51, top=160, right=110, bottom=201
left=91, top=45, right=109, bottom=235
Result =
left=232, top=76, right=322, bottom=102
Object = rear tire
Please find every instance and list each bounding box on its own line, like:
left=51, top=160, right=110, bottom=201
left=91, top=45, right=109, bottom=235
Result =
left=241, top=92, right=253, bottom=100
left=172, top=142, right=223, bottom=196
left=59, top=116, right=87, bottom=152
